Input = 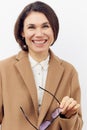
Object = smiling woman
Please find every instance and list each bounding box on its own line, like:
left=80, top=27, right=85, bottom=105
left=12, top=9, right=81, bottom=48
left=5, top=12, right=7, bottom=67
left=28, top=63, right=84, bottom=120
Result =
left=14, top=1, right=59, bottom=52
left=0, top=1, right=83, bottom=130
left=21, top=11, right=54, bottom=61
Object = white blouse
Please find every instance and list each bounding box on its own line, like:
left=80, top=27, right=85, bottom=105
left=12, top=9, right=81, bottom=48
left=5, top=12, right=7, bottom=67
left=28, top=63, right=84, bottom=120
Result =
left=29, top=54, right=50, bottom=107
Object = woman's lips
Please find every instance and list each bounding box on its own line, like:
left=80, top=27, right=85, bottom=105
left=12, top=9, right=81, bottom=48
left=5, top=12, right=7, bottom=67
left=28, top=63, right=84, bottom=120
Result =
left=32, top=39, right=47, bottom=44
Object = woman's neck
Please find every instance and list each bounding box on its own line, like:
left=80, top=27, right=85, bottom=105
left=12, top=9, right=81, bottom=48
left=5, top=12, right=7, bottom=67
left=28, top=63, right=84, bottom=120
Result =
left=29, top=52, right=49, bottom=62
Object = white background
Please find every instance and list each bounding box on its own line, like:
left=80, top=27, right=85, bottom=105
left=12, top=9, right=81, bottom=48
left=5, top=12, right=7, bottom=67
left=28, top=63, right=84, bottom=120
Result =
left=0, top=0, right=87, bottom=129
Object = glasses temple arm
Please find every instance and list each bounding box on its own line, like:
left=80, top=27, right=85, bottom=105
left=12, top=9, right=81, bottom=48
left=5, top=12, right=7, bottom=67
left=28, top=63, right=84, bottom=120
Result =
left=39, top=86, right=60, bottom=105
left=20, top=106, right=38, bottom=130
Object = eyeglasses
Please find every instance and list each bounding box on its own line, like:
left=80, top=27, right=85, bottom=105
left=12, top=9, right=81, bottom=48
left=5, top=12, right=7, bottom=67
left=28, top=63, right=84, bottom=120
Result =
left=20, top=86, right=61, bottom=130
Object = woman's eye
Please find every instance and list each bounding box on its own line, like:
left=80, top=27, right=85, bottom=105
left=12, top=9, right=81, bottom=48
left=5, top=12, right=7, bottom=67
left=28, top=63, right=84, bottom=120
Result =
left=42, top=25, right=50, bottom=28
left=28, top=26, right=35, bottom=29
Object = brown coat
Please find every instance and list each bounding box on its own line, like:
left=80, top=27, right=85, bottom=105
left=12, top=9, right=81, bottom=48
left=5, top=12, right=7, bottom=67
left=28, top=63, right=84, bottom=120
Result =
left=0, top=50, right=83, bottom=130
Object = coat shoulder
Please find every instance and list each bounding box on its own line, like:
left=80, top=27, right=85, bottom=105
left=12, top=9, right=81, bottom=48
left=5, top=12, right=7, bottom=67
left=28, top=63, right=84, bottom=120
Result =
left=55, top=55, right=77, bottom=73
left=0, top=55, right=17, bottom=68
left=0, top=51, right=28, bottom=73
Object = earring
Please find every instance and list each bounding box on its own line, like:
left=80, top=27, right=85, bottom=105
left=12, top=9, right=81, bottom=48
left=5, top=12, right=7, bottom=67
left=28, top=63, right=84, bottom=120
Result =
left=23, top=44, right=27, bottom=48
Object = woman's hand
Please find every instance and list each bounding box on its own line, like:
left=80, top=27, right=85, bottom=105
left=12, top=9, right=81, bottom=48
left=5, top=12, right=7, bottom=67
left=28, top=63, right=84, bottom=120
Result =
left=60, top=96, right=80, bottom=118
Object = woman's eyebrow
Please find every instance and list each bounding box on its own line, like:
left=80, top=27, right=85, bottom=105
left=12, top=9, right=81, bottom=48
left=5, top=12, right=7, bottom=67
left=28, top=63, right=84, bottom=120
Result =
left=26, top=22, right=50, bottom=27
left=42, top=22, right=50, bottom=25
left=27, top=24, right=35, bottom=26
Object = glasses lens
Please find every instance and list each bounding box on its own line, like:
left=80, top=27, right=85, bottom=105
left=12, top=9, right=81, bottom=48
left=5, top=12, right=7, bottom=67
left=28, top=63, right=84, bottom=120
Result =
left=40, top=121, right=51, bottom=130
left=52, top=108, right=61, bottom=119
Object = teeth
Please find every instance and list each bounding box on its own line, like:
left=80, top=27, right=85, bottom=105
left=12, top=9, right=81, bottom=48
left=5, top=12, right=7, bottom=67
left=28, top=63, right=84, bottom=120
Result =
left=32, top=40, right=46, bottom=44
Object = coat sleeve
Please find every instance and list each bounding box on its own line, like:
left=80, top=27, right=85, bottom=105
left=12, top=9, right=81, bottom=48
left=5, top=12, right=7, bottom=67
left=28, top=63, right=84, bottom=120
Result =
left=0, top=70, right=3, bottom=124
left=59, top=68, right=83, bottom=130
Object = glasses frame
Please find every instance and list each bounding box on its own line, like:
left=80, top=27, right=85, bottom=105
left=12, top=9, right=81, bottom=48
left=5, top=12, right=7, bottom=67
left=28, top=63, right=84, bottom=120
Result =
left=20, top=86, right=61, bottom=130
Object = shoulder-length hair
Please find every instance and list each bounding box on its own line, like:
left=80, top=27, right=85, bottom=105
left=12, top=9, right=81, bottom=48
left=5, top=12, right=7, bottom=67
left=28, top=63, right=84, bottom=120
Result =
left=14, top=1, right=59, bottom=51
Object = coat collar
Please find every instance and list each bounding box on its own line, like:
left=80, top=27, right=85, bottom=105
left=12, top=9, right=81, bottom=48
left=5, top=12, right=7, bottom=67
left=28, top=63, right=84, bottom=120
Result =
left=37, top=50, right=64, bottom=126
left=15, top=50, right=64, bottom=127
left=15, top=51, right=38, bottom=118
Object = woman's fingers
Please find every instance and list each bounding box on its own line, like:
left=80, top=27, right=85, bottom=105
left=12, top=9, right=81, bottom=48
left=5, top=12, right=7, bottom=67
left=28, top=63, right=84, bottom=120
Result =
left=59, top=96, right=80, bottom=118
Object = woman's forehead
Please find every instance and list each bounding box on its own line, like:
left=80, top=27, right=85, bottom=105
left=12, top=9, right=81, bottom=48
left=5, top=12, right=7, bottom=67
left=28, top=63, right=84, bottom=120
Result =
left=24, top=11, right=49, bottom=25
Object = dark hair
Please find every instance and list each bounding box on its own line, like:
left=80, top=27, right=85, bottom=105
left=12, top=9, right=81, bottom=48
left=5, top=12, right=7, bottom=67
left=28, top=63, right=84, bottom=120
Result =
left=14, top=1, right=59, bottom=51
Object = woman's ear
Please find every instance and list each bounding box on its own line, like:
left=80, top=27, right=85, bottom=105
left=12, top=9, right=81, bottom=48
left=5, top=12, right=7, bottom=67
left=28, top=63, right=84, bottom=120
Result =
left=21, top=32, right=25, bottom=38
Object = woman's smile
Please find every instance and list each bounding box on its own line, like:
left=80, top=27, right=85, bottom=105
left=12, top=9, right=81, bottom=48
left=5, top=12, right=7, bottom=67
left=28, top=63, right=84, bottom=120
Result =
left=32, top=39, right=47, bottom=44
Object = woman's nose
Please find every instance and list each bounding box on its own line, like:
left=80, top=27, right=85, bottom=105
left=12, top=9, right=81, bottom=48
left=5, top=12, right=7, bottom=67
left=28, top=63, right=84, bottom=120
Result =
left=35, top=28, right=44, bottom=36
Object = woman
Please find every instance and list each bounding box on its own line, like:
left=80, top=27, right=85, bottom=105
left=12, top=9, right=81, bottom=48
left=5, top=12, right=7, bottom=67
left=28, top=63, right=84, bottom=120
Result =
left=0, top=1, right=83, bottom=130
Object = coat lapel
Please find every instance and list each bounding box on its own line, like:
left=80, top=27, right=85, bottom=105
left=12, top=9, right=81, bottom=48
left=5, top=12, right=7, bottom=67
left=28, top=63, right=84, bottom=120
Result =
left=38, top=51, right=64, bottom=127
left=15, top=51, right=38, bottom=117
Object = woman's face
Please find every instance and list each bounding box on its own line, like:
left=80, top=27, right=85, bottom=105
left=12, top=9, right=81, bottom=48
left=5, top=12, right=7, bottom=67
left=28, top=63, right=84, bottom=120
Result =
left=22, top=11, right=54, bottom=56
